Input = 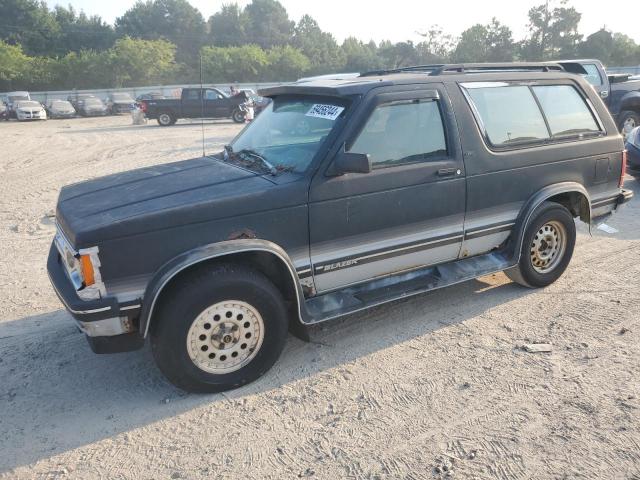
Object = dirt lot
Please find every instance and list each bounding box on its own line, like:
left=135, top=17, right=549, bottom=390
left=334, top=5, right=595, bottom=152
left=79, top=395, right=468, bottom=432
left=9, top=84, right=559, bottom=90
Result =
left=0, top=115, right=639, bottom=479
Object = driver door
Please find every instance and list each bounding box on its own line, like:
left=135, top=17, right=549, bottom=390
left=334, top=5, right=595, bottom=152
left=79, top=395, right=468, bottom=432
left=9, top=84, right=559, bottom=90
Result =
left=308, top=86, right=466, bottom=293
left=203, top=88, right=232, bottom=118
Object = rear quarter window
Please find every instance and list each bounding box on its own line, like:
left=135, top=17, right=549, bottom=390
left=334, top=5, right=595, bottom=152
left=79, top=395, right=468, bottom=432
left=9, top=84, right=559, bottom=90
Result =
left=532, top=85, right=600, bottom=137
left=462, top=82, right=602, bottom=149
left=461, top=84, right=549, bottom=147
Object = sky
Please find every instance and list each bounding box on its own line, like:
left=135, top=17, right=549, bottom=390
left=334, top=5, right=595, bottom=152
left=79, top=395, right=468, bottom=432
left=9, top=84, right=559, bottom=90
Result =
left=44, top=0, right=640, bottom=44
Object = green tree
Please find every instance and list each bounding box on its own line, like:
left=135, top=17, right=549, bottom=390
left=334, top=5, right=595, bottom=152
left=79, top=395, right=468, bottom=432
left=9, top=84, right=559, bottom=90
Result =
left=579, top=29, right=640, bottom=66
left=265, top=45, right=310, bottom=80
left=379, top=40, right=420, bottom=68
left=0, top=0, right=60, bottom=56
left=106, top=36, right=177, bottom=87
left=244, top=0, right=293, bottom=49
left=208, top=3, right=247, bottom=47
left=293, top=14, right=345, bottom=74
left=53, top=5, right=116, bottom=55
left=0, top=40, right=32, bottom=90
left=115, top=0, right=206, bottom=60
left=453, top=19, right=515, bottom=62
left=416, top=25, right=455, bottom=62
left=201, top=44, right=269, bottom=82
left=341, top=38, right=382, bottom=73
left=520, top=0, right=582, bottom=60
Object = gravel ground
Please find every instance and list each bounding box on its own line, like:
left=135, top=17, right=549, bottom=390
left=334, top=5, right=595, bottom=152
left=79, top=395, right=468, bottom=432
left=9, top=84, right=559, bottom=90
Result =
left=0, top=115, right=639, bottom=480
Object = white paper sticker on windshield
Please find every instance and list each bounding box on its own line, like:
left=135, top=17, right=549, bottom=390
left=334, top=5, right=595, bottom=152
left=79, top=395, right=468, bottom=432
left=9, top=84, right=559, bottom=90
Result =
left=306, top=104, right=344, bottom=120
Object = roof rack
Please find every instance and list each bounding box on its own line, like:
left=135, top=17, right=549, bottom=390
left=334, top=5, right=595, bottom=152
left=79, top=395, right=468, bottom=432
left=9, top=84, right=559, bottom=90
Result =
left=360, top=62, right=565, bottom=77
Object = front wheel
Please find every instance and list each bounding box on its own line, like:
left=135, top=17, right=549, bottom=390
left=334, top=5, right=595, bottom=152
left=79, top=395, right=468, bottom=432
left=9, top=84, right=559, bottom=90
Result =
left=231, top=108, right=245, bottom=123
left=505, top=202, right=576, bottom=288
left=619, top=110, right=640, bottom=138
left=151, top=263, right=288, bottom=393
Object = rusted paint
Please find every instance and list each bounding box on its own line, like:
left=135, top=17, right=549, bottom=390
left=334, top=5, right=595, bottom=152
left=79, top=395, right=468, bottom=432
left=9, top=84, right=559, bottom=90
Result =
left=227, top=228, right=257, bottom=240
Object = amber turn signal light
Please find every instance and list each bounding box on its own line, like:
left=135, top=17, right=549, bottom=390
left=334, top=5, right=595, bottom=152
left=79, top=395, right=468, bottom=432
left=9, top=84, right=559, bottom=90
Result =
left=80, top=254, right=95, bottom=286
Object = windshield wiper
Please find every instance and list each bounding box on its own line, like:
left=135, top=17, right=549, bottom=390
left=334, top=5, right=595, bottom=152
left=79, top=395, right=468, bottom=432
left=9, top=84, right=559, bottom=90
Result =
left=224, top=145, right=277, bottom=176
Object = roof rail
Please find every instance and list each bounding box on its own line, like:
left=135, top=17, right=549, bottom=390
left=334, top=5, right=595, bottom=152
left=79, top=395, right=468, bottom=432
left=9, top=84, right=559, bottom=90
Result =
left=360, top=62, right=565, bottom=77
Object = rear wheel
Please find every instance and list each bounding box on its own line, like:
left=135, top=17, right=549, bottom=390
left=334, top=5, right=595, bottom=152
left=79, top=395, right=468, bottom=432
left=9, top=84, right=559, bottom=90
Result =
left=231, top=108, right=245, bottom=123
left=157, top=112, right=176, bottom=126
left=505, top=202, right=576, bottom=288
left=151, top=263, right=288, bottom=393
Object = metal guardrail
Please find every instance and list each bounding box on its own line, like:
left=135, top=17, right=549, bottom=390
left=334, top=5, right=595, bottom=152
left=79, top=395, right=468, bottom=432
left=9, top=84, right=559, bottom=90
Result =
left=606, top=66, right=640, bottom=75
left=0, top=82, right=287, bottom=103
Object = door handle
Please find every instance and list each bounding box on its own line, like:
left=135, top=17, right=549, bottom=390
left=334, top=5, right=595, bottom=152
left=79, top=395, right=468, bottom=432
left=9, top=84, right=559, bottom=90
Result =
left=437, top=167, right=460, bottom=176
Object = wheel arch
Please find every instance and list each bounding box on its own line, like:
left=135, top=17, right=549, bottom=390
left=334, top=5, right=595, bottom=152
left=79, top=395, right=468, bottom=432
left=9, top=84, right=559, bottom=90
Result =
left=138, top=239, right=305, bottom=338
left=509, top=182, right=591, bottom=262
left=619, top=92, right=640, bottom=114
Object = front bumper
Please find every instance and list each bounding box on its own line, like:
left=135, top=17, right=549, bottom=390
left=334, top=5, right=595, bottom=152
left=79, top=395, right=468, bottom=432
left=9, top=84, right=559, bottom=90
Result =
left=47, top=243, right=144, bottom=353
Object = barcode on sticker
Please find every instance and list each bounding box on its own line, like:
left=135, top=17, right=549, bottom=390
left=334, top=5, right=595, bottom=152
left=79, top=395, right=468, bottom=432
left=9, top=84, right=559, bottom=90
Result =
left=306, top=104, right=344, bottom=120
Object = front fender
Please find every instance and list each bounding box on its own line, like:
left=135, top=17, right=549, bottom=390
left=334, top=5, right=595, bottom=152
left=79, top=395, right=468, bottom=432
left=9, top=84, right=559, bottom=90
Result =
left=509, top=182, right=591, bottom=263
left=138, top=239, right=305, bottom=338
left=620, top=91, right=640, bottom=113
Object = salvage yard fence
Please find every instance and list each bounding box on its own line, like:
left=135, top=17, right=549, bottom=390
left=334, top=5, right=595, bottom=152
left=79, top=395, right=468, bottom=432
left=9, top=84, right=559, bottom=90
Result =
left=0, top=82, right=286, bottom=103
left=2, top=65, right=639, bottom=102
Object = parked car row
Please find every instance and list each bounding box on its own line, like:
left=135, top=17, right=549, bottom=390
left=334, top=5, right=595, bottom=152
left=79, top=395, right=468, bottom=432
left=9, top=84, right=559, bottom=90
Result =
left=2, top=88, right=272, bottom=125
left=1, top=91, right=144, bottom=121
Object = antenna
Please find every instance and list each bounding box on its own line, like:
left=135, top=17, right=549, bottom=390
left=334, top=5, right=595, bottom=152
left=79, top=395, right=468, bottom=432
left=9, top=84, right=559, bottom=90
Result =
left=200, top=53, right=205, bottom=157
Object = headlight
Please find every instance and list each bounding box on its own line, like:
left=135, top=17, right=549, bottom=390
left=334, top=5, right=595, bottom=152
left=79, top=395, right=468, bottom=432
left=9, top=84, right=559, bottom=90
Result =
left=54, top=225, right=105, bottom=300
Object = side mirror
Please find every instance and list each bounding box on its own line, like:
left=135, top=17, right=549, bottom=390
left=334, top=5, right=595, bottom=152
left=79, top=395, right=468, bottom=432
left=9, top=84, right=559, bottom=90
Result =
left=330, top=145, right=372, bottom=175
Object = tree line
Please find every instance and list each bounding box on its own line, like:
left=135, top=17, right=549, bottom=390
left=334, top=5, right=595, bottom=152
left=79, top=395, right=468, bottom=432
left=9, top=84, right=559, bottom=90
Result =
left=1, top=0, right=639, bottom=92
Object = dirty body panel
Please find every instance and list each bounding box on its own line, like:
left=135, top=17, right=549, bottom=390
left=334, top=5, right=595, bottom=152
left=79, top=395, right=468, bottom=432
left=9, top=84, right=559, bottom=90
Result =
left=47, top=65, right=633, bottom=355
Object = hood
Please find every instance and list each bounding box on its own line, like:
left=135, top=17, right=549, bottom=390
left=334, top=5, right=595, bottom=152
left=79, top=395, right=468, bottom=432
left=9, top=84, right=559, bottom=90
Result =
left=56, top=157, right=284, bottom=246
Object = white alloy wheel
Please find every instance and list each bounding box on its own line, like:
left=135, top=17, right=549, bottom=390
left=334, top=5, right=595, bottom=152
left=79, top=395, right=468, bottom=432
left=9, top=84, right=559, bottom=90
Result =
left=186, top=300, right=265, bottom=374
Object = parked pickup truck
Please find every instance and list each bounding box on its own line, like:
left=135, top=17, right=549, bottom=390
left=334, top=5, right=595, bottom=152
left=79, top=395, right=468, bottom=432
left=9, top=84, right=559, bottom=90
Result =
left=48, top=62, right=633, bottom=393
left=556, top=59, right=640, bottom=135
left=140, top=87, right=248, bottom=126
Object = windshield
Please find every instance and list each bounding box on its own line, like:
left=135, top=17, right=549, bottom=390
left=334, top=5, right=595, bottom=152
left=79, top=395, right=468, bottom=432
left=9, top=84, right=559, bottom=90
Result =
left=9, top=95, right=29, bottom=102
left=17, top=101, right=40, bottom=108
left=52, top=100, right=71, bottom=108
left=227, top=97, right=347, bottom=174
left=85, top=98, right=103, bottom=106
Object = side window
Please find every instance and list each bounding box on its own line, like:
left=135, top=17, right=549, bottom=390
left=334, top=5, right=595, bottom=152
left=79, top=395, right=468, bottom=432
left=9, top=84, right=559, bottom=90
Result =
left=582, top=64, right=603, bottom=87
left=185, top=90, right=200, bottom=101
left=204, top=90, right=218, bottom=100
left=462, top=84, right=549, bottom=147
left=349, top=99, right=447, bottom=169
left=532, top=85, right=600, bottom=137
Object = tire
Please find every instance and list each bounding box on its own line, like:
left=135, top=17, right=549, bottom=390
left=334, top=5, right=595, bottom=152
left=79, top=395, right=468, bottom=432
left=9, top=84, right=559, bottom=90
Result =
left=231, top=108, right=245, bottom=123
left=151, top=263, right=289, bottom=393
left=157, top=112, right=175, bottom=126
left=505, top=202, right=576, bottom=288
left=619, top=110, right=640, bottom=137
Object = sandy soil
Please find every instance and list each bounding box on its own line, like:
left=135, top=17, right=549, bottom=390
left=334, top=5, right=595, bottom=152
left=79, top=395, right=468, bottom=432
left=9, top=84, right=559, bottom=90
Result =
left=0, top=115, right=639, bottom=480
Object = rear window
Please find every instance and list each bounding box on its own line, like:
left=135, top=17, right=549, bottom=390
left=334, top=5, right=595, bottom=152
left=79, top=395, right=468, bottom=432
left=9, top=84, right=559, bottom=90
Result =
left=462, top=82, right=601, bottom=148
left=462, top=84, right=549, bottom=147
left=532, top=85, right=600, bottom=137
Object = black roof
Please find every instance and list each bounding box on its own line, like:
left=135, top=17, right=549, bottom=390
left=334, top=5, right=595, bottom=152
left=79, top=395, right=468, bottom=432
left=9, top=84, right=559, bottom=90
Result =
left=259, top=62, right=578, bottom=98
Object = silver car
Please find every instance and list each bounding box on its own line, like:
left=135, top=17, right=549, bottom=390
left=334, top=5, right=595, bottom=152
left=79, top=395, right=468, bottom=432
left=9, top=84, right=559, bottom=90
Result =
left=15, top=101, right=47, bottom=121
left=46, top=100, right=76, bottom=119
